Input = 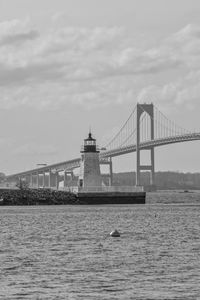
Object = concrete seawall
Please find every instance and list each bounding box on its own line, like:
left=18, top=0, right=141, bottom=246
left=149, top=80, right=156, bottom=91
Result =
left=77, top=191, right=146, bottom=204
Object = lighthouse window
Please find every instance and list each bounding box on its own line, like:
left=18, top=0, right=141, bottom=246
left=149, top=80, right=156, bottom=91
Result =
left=85, top=140, right=95, bottom=145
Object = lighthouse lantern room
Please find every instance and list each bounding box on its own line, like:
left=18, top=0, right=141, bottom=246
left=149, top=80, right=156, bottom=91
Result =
left=82, top=132, right=99, bottom=153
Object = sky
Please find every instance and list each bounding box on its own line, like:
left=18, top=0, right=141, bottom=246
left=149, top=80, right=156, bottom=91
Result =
left=1, top=0, right=200, bottom=175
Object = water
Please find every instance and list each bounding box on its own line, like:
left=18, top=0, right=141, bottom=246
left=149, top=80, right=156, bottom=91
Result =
left=0, top=192, right=200, bottom=299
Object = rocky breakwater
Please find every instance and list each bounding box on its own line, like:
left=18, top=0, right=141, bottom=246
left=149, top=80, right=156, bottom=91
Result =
left=0, top=188, right=78, bottom=205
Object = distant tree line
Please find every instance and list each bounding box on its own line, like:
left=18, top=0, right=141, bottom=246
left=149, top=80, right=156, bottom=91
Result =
left=103, top=171, right=200, bottom=190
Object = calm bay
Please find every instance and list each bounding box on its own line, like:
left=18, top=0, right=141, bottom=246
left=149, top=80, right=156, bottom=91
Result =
left=0, top=191, right=200, bottom=299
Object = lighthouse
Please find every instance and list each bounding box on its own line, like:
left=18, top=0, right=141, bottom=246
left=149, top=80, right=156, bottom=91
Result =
left=77, top=131, right=146, bottom=204
left=79, top=131, right=102, bottom=189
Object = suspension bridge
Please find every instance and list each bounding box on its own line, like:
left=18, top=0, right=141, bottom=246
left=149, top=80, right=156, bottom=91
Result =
left=6, top=103, right=200, bottom=189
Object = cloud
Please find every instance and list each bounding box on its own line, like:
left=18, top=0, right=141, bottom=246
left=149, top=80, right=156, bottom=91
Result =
left=0, top=137, right=13, bottom=147
left=0, top=30, right=39, bottom=46
left=0, top=18, right=39, bottom=46
left=172, top=24, right=200, bottom=42
left=136, top=23, right=200, bottom=111
left=137, top=70, right=200, bottom=112
left=0, top=18, right=200, bottom=111
left=0, top=61, right=65, bottom=87
left=164, top=24, right=200, bottom=68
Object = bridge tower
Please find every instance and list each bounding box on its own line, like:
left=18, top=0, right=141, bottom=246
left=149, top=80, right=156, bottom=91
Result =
left=136, top=103, right=155, bottom=187
left=79, top=131, right=102, bottom=188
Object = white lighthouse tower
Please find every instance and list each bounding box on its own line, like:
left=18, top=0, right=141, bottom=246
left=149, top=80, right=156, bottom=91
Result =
left=79, top=131, right=102, bottom=189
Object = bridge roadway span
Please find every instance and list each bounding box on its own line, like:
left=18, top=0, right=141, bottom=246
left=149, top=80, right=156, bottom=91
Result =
left=6, top=132, right=200, bottom=179
left=100, top=132, right=200, bottom=158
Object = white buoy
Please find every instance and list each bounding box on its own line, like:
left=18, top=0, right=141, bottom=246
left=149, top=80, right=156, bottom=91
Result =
left=110, top=229, right=120, bottom=237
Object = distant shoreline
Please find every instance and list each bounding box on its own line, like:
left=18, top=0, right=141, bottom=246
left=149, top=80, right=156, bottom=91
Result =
left=146, top=190, right=200, bottom=205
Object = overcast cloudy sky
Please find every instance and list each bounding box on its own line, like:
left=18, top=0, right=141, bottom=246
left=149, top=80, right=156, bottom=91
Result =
left=1, top=0, right=200, bottom=174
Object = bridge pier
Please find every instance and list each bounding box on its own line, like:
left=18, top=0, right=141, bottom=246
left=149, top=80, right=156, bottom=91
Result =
left=63, top=171, right=67, bottom=188
left=109, top=158, right=113, bottom=186
left=150, top=147, right=155, bottom=186
left=42, top=172, right=45, bottom=188
left=48, top=169, right=51, bottom=188
left=30, top=174, right=33, bottom=188
left=49, top=170, right=57, bottom=189
left=24, top=175, right=28, bottom=186
left=33, top=173, right=38, bottom=188
left=55, top=171, right=59, bottom=190
left=38, top=173, right=41, bottom=188
left=36, top=172, right=39, bottom=188
left=63, top=170, right=73, bottom=190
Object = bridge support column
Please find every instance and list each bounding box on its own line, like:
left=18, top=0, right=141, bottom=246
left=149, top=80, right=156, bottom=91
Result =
left=109, top=158, right=113, bottom=186
left=49, top=171, right=57, bottom=189
left=136, top=103, right=155, bottom=187
left=42, top=172, right=45, bottom=188
left=24, top=175, right=28, bottom=187
left=34, top=173, right=37, bottom=188
left=150, top=147, right=155, bottom=186
left=48, top=169, right=51, bottom=188
left=55, top=172, right=59, bottom=190
left=63, top=170, right=74, bottom=190
left=31, top=174, right=34, bottom=188
left=36, top=172, right=39, bottom=188
left=17, top=176, right=21, bottom=187
left=63, top=171, right=67, bottom=189
left=25, top=175, right=29, bottom=187
left=30, top=174, right=33, bottom=188
left=136, top=104, right=141, bottom=186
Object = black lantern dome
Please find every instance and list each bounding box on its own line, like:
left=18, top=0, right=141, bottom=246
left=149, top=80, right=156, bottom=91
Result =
left=81, top=131, right=99, bottom=153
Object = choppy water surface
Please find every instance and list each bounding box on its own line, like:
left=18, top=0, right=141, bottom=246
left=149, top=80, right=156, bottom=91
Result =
left=0, top=192, right=200, bottom=299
